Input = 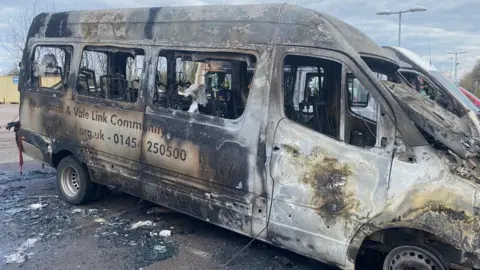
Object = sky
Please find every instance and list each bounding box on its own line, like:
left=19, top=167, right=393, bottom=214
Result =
left=0, top=0, right=479, bottom=80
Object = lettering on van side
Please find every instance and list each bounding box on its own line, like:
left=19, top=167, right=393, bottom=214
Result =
left=28, top=99, right=164, bottom=135
left=146, top=141, right=187, bottom=161
left=74, top=124, right=141, bottom=148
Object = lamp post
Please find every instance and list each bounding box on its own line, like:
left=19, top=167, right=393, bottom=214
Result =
left=449, top=57, right=454, bottom=80
left=447, top=51, right=467, bottom=83
left=376, top=6, right=427, bottom=47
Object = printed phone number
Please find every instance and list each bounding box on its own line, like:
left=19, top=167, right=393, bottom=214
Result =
left=110, top=134, right=187, bottom=161
left=147, top=141, right=187, bottom=161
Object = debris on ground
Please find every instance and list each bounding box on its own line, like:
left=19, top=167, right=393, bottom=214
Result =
left=71, top=208, right=83, bottom=214
left=94, top=218, right=106, bottom=223
left=4, top=237, right=41, bottom=266
left=94, top=216, right=178, bottom=267
left=28, top=203, right=47, bottom=210
left=159, top=230, right=171, bottom=237
left=131, top=220, right=154, bottom=229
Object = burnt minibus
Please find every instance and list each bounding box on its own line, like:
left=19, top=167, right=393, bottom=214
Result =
left=14, top=4, right=480, bottom=269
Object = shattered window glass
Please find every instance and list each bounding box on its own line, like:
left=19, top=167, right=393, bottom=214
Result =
left=283, top=55, right=341, bottom=138
left=153, top=51, right=255, bottom=120
left=76, top=46, right=145, bottom=103
left=31, top=46, right=71, bottom=90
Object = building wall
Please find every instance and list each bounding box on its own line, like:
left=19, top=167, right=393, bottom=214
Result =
left=0, top=76, right=20, bottom=104
left=0, top=76, right=61, bottom=103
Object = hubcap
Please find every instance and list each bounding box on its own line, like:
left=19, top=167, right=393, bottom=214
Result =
left=385, top=246, right=445, bottom=270
left=60, top=166, right=80, bottom=197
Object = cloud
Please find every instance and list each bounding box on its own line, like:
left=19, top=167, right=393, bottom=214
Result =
left=0, top=0, right=478, bottom=80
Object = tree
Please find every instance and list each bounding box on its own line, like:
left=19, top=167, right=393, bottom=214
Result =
left=0, top=0, right=71, bottom=75
left=460, top=59, right=480, bottom=97
left=5, top=64, right=20, bottom=76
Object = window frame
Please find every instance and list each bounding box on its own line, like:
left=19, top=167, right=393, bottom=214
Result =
left=275, top=47, right=396, bottom=149
left=27, top=43, right=74, bottom=94
left=72, top=43, right=148, bottom=107
left=347, top=72, right=370, bottom=108
left=400, top=70, right=438, bottom=98
left=147, top=47, right=260, bottom=126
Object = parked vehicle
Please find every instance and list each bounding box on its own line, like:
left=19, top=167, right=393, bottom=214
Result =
left=459, top=86, right=480, bottom=107
left=14, top=4, right=480, bottom=269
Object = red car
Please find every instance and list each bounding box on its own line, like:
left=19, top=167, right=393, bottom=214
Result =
left=459, top=86, right=480, bottom=107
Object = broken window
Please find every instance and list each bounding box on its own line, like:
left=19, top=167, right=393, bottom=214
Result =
left=153, top=51, right=255, bottom=119
left=283, top=55, right=341, bottom=138
left=283, top=55, right=377, bottom=148
left=31, top=45, right=72, bottom=90
left=76, top=46, right=145, bottom=103
left=401, top=71, right=437, bottom=100
left=345, top=72, right=378, bottom=148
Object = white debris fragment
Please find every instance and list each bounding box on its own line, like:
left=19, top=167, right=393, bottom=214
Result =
left=159, top=230, right=171, bottom=237
left=154, top=245, right=167, bottom=253
left=4, top=238, right=40, bottom=265
left=88, top=209, right=99, bottom=215
left=235, top=182, right=242, bottom=189
left=94, top=218, right=106, bottom=223
left=22, top=238, right=40, bottom=248
left=5, top=252, right=27, bottom=265
left=184, top=84, right=208, bottom=113
left=130, top=221, right=153, bottom=229
left=28, top=203, right=46, bottom=210
left=71, top=209, right=83, bottom=214
left=149, top=232, right=158, bottom=237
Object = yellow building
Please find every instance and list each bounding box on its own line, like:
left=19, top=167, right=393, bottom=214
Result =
left=0, top=76, right=62, bottom=103
left=0, top=76, right=20, bottom=104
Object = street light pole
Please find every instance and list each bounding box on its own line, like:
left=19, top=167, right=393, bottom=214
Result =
left=447, top=51, right=467, bottom=82
left=449, top=57, right=454, bottom=80
left=398, top=12, right=402, bottom=47
left=376, top=6, right=427, bottom=47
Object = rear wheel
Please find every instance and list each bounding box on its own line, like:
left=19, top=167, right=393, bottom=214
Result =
left=383, top=245, right=447, bottom=270
left=57, top=156, right=96, bottom=205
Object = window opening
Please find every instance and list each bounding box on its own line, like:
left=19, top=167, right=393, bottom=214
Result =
left=76, top=46, right=145, bottom=103
left=283, top=55, right=340, bottom=138
left=346, top=72, right=378, bottom=148
left=31, top=46, right=71, bottom=90
left=154, top=51, right=255, bottom=120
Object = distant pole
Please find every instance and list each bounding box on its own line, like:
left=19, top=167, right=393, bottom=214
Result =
left=447, top=51, right=467, bottom=82
left=449, top=57, right=454, bottom=80
left=376, top=6, right=427, bottom=47
left=398, top=13, right=402, bottom=47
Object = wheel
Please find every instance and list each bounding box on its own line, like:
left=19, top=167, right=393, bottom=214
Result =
left=57, top=155, right=96, bottom=205
left=383, top=245, right=448, bottom=270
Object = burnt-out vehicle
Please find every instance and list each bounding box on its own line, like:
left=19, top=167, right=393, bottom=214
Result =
left=383, top=46, right=480, bottom=158
left=14, top=3, right=480, bottom=270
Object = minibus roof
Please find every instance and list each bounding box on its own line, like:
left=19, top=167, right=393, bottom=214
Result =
left=27, top=3, right=398, bottom=66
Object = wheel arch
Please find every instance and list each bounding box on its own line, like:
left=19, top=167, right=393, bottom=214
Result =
left=346, top=221, right=464, bottom=267
left=52, top=140, right=85, bottom=168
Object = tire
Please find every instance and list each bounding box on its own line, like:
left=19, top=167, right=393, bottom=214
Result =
left=56, top=155, right=97, bottom=205
left=383, top=245, right=448, bottom=270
